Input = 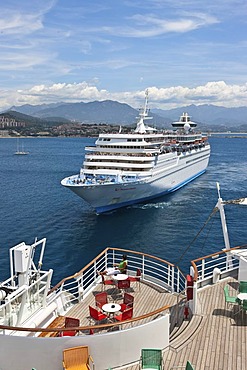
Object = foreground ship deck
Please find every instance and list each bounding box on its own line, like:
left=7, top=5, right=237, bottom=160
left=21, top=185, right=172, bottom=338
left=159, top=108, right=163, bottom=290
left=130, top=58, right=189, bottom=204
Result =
left=1, top=185, right=247, bottom=369
left=55, top=274, right=247, bottom=370
left=125, top=276, right=246, bottom=370
left=1, top=246, right=247, bottom=370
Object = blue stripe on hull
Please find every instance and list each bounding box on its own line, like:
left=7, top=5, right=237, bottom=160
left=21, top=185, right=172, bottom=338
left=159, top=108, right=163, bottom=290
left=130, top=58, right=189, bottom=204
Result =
left=95, top=169, right=206, bottom=214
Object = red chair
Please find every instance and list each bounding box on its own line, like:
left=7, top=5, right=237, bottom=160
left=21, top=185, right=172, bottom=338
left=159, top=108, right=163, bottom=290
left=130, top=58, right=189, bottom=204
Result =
left=128, top=268, right=141, bottom=290
left=59, top=330, right=77, bottom=337
left=117, top=279, right=130, bottom=292
left=101, top=274, right=115, bottom=291
left=89, top=305, right=108, bottom=324
left=114, top=307, right=133, bottom=322
left=120, top=292, right=134, bottom=312
left=59, top=317, right=80, bottom=337
left=65, top=317, right=80, bottom=327
left=95, top=291, right=108, bottom=309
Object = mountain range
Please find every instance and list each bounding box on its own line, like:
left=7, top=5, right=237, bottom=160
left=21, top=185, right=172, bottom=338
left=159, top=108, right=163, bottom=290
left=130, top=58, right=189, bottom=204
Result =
left=5, top=100, right=247, bottom=131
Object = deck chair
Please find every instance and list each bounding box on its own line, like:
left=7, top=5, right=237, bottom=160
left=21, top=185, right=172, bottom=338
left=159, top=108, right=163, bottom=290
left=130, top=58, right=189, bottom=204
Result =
left=117, top=279, right=130, bottom=295
left=120, top=292, right=134, bottom=311
left=101, top=274, right=115, bottom=291
left=224, top=285, right=238, bottom=308
left=239, top=281, right=247, bottom=293
left=89, top=305, right=108, bottom=324
left=170, top=361, right=194, bottom=369
left=242, top=299, right=247, bottom=313
left=95, top=291, right=108, bottom=309
left=140, top=348, right=163, bottom=369
left=114, top=306, right=133, bottom=322
left=63, top=345, right=95, bottom=370
left=59, top=316, right=80, bottom=337
left=128, top=268, right=141, bottom=290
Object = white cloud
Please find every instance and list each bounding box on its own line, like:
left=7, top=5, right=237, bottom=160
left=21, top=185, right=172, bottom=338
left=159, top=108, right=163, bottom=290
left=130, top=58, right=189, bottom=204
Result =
left=0, top=52, right=54, bottom=71
left=0, top=1, right=246, bottom=112
left=97, top=12, right=219, bottom=38
left=0, top=13, right=43, bottom=35
left=0, top=1, right=55, bottom=36
left=1, top=81, right=247, bottom=112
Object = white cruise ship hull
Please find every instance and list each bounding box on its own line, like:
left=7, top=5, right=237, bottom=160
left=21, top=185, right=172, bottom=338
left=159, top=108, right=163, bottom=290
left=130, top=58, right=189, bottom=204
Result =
left=62, top=146, right=210, bottom=213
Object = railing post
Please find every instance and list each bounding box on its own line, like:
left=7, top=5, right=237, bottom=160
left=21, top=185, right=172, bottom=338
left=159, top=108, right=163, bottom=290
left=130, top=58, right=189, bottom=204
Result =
left=42, top=269, right=53, bottom=307
left=168, top=265, right=171, bottom=287
left=94, top=260, right=97, bottom=284
left=142, top=255, right=145, bottom=279
left=177, top=269, right=180, bottom=293
left=112, top=249, right=115, bottom=267
left=78, top=274, right=84, bottom=301
left=16, top=288, right=28, bottom=326
left=104, top=251, right=108, bottom=271
left=171, top=267, right=175, bottom=293
left=201, top=259, right=205, bottom=280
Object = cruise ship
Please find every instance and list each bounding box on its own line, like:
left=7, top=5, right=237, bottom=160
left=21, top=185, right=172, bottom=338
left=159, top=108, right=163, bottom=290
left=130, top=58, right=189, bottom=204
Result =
left=61, top=91, right=211, bottom=213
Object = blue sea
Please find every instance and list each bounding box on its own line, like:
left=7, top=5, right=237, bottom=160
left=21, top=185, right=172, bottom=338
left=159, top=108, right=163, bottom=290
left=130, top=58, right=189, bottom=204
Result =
left=1, top=136, right=247, bottom=284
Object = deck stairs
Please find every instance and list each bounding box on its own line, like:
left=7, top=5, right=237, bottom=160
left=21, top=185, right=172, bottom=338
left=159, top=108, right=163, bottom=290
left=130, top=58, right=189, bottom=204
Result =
left=169, top=298, right=205, bottom=351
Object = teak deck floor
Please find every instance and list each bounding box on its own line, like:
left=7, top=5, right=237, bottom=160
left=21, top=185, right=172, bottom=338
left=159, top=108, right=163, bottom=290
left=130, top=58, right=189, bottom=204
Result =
left=64, top=277, right=246, bottom=370
left=67, top=279, right=180, bottom=332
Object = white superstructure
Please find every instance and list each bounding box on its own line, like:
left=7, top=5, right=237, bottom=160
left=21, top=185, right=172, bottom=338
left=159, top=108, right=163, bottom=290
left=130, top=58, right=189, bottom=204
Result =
left=61, top=91, right=210, bottom=213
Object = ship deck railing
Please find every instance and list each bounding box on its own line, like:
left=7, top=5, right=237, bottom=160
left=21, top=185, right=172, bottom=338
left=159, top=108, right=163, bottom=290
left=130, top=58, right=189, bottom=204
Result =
left=190, top=245, right=246, bottom=287
left=50, top=247, right=187, bottom=304
left=1, top=247, right=247, bottom=369
left=64, top=174, right=148, bottom=186
left=0, top=247, right=187, bottom=338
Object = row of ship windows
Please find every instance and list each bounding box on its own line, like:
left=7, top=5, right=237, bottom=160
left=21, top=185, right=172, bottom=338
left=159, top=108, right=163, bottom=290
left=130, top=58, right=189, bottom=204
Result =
left=99, top=138, right=143, bottom=142
left=85, top=167, right=148, bottom=171
left=87, top=153, right=153, bottom=157
left=98, top=138, right=164, bottom=143
left=97, top=145, right=159, bottom=150
left=85, top=159, right=153, bottom=164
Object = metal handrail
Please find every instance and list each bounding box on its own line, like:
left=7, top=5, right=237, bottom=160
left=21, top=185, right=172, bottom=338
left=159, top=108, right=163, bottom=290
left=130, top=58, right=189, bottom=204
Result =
left=49, top=247, right=186, bottom=296
left=0, top=303, right=170, bottom=335
left=191, top=245, right=245, bottom=281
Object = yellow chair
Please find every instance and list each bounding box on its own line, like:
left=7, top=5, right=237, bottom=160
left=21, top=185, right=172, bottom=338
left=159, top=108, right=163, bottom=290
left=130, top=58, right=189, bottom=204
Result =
left=63, top=345, right=95, bottom=370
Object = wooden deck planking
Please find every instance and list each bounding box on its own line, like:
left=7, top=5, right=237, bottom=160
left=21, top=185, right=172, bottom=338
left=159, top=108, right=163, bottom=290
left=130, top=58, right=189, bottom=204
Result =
left=38, top=316, right=66, bottom=337
left=162, top=278, right=247, bottom=370
left=66, top=280, right=177, bottom=331
left=57, top=277, right=247, bottom=370
left=124, top=277, right=246, bottom=370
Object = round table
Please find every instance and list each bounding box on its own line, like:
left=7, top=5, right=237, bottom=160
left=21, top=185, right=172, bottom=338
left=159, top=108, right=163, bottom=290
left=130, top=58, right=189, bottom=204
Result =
left=237, top=292, right=247, bottom=302
left=102, top=303, right=121, bottom=317
left=112, top=274, right=128, bottom=281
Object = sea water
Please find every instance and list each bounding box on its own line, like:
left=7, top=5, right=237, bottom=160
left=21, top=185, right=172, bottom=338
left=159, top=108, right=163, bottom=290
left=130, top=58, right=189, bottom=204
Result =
left=0, top=136, right=247, bottom=284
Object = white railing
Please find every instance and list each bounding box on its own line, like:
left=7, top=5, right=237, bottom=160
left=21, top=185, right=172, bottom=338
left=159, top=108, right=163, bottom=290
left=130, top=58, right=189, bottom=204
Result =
left=191, top=247, right=242, bottom=285
left=49, top=247, right=186, bottom=310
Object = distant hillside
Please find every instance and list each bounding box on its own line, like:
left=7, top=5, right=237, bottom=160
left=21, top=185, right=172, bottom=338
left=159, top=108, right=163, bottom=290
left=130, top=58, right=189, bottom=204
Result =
left=4, top=100, right=247, bottom=131
left=8, top=102, right=64, bottom=116
left=8, top=100, right=168, bottom=127
left=1, top=111, right=71, bottom=126
left=152, top=104, right=247, bottom=129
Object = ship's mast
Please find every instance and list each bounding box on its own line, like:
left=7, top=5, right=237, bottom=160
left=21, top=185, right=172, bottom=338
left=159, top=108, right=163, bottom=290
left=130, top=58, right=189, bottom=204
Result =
left=216, top=182, right=231, bottom=250
left=216, top=182, right=247, bottom=250
left=135, top=89, right=152, bottom=134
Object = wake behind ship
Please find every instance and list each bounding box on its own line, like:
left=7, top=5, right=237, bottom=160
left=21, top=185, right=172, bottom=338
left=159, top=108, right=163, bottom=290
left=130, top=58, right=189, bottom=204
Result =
left=61, top=91, right=211, bottom=213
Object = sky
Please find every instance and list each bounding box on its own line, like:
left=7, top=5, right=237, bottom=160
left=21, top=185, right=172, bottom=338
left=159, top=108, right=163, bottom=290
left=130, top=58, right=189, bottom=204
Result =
left=1, top=0, right=247, bottom=111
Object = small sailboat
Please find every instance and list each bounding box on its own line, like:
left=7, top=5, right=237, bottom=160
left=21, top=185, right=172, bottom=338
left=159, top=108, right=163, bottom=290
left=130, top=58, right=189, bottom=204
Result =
left=14, top=138, right=29, bottom=155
